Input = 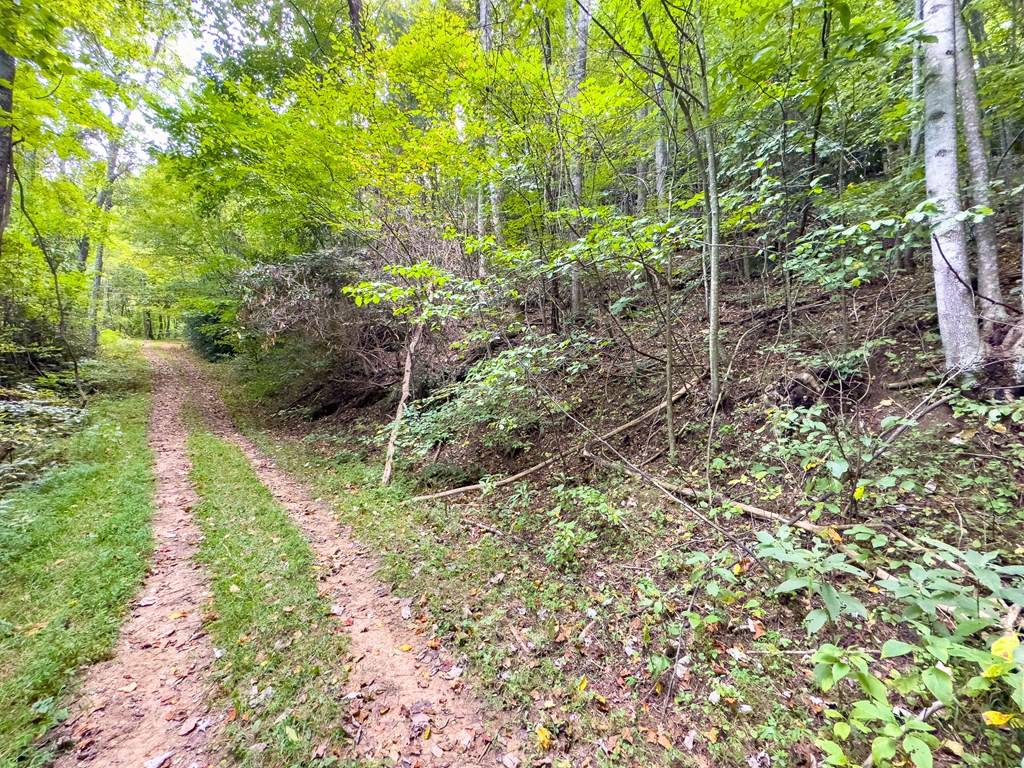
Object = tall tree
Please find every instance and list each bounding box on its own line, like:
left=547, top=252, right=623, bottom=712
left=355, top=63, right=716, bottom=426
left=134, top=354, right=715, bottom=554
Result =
left=0, top=49, right=13, bottom=246
left=955, top=10, right=1005, bottom=331
left=568, top=0, right=593, bottom=320
left=922, top=0, right=982, bottom=371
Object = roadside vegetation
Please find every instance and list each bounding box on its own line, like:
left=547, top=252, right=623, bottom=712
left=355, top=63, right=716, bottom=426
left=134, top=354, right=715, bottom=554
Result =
left=0, top=340, right=153, bottom=767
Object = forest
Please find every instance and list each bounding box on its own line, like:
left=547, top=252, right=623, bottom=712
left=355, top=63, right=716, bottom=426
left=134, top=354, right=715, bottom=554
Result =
left=1, top=0, right=1023, bottom=766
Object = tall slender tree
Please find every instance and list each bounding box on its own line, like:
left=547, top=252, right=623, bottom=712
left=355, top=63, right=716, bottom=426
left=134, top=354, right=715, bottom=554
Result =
left=922, top=0, right=982, bottom=371
left=955, top=11, right=1005, bottom=331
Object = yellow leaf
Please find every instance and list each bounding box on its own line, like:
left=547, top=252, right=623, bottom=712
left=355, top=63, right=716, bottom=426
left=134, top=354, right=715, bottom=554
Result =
left=991, top=633, right=1019, bottom=662
left=535, top=725, right=553, bottom=751
left=423, top=726, right=430, bottom=740
left=577, top=675, right=588, bottom=693
left=852, top=486, right=866, bottom=501
left=399, top=644, right=413, bottom=652
left=942, top=739, right=965, bottom=757
left=981, top=663, right=1008, bottom=679
left=732, top=562, right=743, bottom=575
left=821, top=527, right=843, bottom=544
left=983, top=711, right=1014, bottom=727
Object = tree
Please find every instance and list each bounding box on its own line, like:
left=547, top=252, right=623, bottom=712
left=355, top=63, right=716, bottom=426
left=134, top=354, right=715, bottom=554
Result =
left=922, top=0, right=982, bottom=372
left=0, top=49, right=13, bottom=246
left=954, top=11, right=1004, bottom=332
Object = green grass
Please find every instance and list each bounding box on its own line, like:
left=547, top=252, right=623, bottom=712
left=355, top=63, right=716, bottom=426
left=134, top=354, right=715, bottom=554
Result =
left=186, top=425, right=354, bottom=767
left=0, top=366, right=154, bottom=767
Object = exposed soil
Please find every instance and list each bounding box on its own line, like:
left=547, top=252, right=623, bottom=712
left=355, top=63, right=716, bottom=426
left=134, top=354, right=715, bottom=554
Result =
left=171, top=344, right=517, bottom=767
left=52, top=344, right=218, bottom=768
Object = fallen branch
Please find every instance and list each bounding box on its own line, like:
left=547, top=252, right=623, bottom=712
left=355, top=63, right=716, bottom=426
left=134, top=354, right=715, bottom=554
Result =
left=885, top=374, right=938, bottom=390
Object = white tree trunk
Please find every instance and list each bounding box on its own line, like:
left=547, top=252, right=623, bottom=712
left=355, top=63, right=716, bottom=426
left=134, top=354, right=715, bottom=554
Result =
left=922, top=0, right=982, bottom=372
left=480, top=0, right=503, bottom=248
left=954, top=13, right=1005, bottom=330
left=568, top=0, right=593, bottom=319
left=654, top=81, right=668, bottom=217
left=381, top=323, right=423, bottom=486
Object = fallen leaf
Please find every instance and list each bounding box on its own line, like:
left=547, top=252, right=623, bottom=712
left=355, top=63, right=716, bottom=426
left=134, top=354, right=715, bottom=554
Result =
left=117, top=682, right=138, bottom=694
left=229, top=584, right=241, bottom=593
left=535, top=725, right=553, bottom=751
left=501, top=753, right=521, bottom=768
left=177, top=718, right=198, bottom=736
left=143, top=752, right=173, bottom=768
left=399, top=644, right=413, bottom=652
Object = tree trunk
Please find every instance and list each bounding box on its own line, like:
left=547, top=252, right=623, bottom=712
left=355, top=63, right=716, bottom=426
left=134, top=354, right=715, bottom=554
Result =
left=664, top=248, right=677, bottom=462
left=955, top=11, right=1005, bottom=331
left=0, top=49, right=14, bottom=247
left=654, top=81, right=668, bottom=217
left=78, top=234, right=90, bottom=270
left=381, top=323, right=423, bottom=486
left=922, top=0, right=982, bottom=372
left=909, top=0, right=924, bottom=160
left=347, top=0, right=364, bottom=51
left=568, top=0, right=593, bottom=320
left=696, top=22, right=722, bottom=404
left=89, top=181, right=115, bottom=347
left=479, top=0, right=504, bottom=251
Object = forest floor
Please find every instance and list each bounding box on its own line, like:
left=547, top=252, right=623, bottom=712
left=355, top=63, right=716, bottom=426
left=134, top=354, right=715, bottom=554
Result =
left=48, top=342, right=519, bottom=768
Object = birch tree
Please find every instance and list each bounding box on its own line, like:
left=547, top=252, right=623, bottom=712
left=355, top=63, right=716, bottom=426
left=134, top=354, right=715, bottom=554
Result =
left=954, top=12, right=1005, bottom=331
left=922, top=0, right=982, bottom=372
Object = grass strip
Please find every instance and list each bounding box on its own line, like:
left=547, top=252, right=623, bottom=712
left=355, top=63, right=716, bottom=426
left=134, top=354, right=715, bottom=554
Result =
left=186, top=426, right=353, bottom=767
left=0, top=387, right=154, bottom=767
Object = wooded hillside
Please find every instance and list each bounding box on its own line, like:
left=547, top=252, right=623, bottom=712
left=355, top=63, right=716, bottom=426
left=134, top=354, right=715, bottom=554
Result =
left=1, top=0, right=1023, bottom=766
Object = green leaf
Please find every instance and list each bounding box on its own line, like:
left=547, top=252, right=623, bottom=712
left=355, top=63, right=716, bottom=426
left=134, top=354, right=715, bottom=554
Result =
left=805, top=608, right=829, bottom=635
left=903, top=735, right=934, bottom=768
left=871, top=736, right=898, bottom=765
left=821, top=583, right=842, bottom=620
left=833, top=721, right=851, bottom=740
left=775, top=577, right=810, bottom=594
left=815, top=738, right=849, bottom=766
left=854, top=669, right=889, bottom=704
left=880, top=639, right=915, bottom=659
left=921, top=666, right=953, bottom=707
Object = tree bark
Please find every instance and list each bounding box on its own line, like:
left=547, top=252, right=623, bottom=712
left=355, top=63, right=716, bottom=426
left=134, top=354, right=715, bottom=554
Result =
left=347, top=0, right=364, bottom=51
left=954, top=11, right=1005, bottom=331
left=569, top=0, right=593, bottom=319
left=477, top=0, right=503, bottom=249
left=696, top=21, right=722, bottom=404
left=654, top=81, right=668, bottom=216
left=922, top=0, right=982, bottom=372
left=568, top=0, right=593, bottom=320
left=0, top=50, right=14, bottom=247
left=382, top=323, right=423, bottom=486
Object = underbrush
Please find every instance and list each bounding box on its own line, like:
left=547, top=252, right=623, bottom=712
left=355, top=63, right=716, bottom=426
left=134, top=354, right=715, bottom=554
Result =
left=0, top=333, right=149, bottom=491
left=0, top=349, right=153, bottom=768
left=207, top=271, right=1024, bottom=768
left=186, top=426, right=354, bottom=767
